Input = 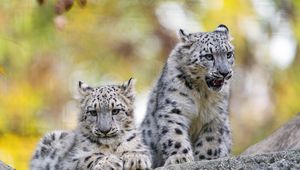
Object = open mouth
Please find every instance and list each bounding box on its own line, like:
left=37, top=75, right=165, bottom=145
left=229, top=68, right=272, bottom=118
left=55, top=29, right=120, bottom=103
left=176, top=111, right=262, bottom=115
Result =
left=205, top=77, right=225, bottom=91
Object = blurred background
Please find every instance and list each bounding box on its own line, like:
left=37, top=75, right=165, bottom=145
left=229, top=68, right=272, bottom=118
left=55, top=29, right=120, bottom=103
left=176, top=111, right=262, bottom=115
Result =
left=0, top=0, right=300, bottom=169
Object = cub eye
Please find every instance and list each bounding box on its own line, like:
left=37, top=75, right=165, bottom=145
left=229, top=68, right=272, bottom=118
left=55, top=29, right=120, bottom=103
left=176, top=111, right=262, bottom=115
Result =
left=88, top=110, right=97, bottom=116
left=227, top=52, right=233, bottom=59
left=112, top=109, right=120, bottom=115
left=204, top=54, right=214, bottom=61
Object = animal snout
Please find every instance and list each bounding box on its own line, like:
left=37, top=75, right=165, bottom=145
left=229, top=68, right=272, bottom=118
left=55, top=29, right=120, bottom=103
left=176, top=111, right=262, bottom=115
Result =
left=94, top=127, right=112, bottom=135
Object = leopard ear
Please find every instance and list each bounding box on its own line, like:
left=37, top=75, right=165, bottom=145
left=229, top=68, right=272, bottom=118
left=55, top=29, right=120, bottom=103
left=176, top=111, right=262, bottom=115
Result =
left=214, top=24, right=233, bottom=40
left=78, top=81, right=93, bottom=97
left=215, top=24, right=229, bottom=33
left=121, top=78, right=135, bottom=102
left=178, top=29, right=196, bottom=45
left=178, top=29, right=190, bottom=42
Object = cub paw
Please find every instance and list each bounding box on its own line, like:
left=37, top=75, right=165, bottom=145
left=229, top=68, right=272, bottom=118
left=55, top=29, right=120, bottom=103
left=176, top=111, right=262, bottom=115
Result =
left=164, top=154, right=194, bottom=166
left=93, top=155, right=123, bottom=170
left=122, top=153, right=152, bottom=170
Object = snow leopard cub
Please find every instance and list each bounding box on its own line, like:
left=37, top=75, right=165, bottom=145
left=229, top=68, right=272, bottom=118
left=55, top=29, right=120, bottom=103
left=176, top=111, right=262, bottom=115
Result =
left=141, top=25, right=234, bottom=167
left=31, top=79, right=152, bottom=170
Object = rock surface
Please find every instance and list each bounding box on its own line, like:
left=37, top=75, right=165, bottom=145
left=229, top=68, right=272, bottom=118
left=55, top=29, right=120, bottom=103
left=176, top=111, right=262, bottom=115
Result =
left=0, top=160, right=14, bottom=170
left=156, top=150, right=300, bottom=170
left=242, top=113, right=300, bottom=155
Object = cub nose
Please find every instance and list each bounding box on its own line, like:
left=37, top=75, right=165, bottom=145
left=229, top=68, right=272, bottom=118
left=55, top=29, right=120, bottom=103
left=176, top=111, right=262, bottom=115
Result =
left=219, top=70, right=230, bottom=78
left=100, top=129, right=111, bottom=135
left=95, top=128, right=111, bottom=135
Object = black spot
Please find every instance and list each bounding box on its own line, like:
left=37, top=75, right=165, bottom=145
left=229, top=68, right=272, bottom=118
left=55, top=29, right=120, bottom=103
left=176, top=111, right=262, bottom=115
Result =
left=171, top=151, right=177, bottom=155
left=84, top=156, right=91, bottom=162
left=214, top=149, right=218, bottom=156
left=42, top=138, right=51, bottom=146
left=50, top=150, right=56, bottom=159
left=147, top=130, right=152, bottom=136
left=168, top=120, right=174, bottom=124
left=219, top=128, right=224, bottom=135
left=191, top=58, right=198, bottom=64
left=168, top=139, right=173, bottom=147
left=171, top=109, right=181, bottom=115
left=206, top=136, right=214, bottom=142
left=179, top=92, right=188, bottom=97
left=162, top=143, right=167, bottom=149
left=174, top=142, right=181, bottom=149
left=51, top=133, right=55, bottom=141
left=164, top=115, right=170, bottom=118
left=168, top=87, right=177, bottom=92
left=207, top=149, right=212, bottom=156
left=196, top=141, right=203, bottom=147
left=87, top=161, right=93, bottom=169
left=59, top=132, right=68, bottom=139
left=218, top=138, right=222, bottom=143
left=176, top=122, right=187, bottom=129
left=199, top=155, right=206, bottom=160
left=126, top=133, right=136, bottom=142
left=182, top=149, right=188, bottom=154
left=203, top=127, right=212, bottom=133
left=195, top=151, right=199, bottom=155
left=175, top=128, right=183, bottom=135
left=162, top=126, right=169, bottom=134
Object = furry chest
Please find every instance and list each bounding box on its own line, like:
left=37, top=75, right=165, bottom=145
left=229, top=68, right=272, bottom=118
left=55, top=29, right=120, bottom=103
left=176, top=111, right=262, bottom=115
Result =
left=188, top=99, right=219, bottom=141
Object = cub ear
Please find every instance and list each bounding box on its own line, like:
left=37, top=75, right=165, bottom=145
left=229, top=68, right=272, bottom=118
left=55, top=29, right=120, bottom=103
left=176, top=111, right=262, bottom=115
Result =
left=214, top=24, right=233, bottom=40
left=178, top=29, right=196, bottom=45
left=215, top=24, right=229, bottom=33
left=78, top=81, right=93, bottom=97
left=121, top=78, right=135, bottom=102
left=178, top=29, right=190, bottom=42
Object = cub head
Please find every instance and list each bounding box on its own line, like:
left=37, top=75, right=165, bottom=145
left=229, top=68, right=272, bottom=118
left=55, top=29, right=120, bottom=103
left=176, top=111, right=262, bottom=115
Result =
left=178, top=24, right=234, bottom=91
left=77, top=78, right=135, bottom=142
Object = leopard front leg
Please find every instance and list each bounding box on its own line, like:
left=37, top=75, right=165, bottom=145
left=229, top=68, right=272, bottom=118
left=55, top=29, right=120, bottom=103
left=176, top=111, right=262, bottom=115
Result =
left=193, top=119, right=231, bottom=161
left=117, top=131, right=152, bottom=169
left=93, top=154, right=123, bottom=170
left=75, top=153, right=123, bottom=170
left=156, top=109, right=194, bottom=166
left=121, top=152, right=151, bottom=170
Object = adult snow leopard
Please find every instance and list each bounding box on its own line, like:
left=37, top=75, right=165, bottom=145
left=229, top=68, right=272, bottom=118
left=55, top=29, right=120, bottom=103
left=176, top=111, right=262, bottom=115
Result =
left=141, top=24, right=234, bottom=167
left=31, top=79, right=152, bottom=170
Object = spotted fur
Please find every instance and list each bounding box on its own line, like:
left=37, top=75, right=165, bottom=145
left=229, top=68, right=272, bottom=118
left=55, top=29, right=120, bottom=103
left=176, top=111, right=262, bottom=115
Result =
left=30, top=79, right=152, bottom=170
left=141, top=25, right=234, bottom=167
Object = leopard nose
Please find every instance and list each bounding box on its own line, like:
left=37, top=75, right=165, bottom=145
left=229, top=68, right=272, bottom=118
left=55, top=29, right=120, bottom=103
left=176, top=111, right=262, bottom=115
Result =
left=99, top=128, right=111, bottom=135
left=219, top=70, right=231, bottom=78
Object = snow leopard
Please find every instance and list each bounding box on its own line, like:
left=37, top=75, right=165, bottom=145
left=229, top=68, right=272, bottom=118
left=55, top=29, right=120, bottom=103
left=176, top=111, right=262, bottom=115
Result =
left=140, top=24, right=234, bottom=167
left=31, top=79, right=152, bottom=170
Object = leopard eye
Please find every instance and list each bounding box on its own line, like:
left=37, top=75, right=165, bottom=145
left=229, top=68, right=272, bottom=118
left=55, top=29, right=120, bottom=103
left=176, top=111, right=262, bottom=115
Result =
left=88, top=110, right=97, bottom=116
left=204, top=54, right=214, bottom=61
left=112, top=109, right=120, bottom=115
left=227, top=51, right=233, bottom=59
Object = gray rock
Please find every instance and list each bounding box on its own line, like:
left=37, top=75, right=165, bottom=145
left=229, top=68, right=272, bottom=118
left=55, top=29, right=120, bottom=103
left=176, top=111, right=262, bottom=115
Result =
left=156, top=150, right=300, bottom=170
left=0, top=160, right=14, bottom=170
left=242, top=113, right=300, bottom=155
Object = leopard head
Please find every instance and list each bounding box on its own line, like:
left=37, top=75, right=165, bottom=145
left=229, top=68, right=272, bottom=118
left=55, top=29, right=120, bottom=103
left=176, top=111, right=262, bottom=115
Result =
left=77, top=78, right=135, bottom=143
left=177, top=24, right=234, bottom=91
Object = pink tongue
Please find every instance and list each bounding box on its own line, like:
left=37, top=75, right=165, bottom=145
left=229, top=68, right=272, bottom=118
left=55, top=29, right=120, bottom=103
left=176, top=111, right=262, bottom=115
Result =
left=213, top=79, right=223, bottom=85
